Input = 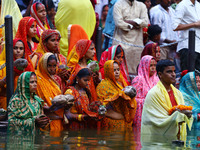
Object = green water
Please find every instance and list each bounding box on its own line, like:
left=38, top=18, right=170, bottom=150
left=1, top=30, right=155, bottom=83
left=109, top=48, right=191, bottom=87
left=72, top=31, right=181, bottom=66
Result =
left=0, top=128, right=199, bottom=150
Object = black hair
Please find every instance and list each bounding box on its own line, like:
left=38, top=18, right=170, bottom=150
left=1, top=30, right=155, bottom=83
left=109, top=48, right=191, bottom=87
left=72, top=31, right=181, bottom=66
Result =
left=30, top=72, right=36, bottom=77
left=42, top=0, right=55, bottom=11
left=73, top=68, right=91, bottom=99
left=47, top=54, right=57, bottom=63
left=76, top=68, right=91, bottom=79
left=156, top=59, right=175, bottom=73
left=102, top=5, right=108, bottom=12
left=148, top=25, right=162, bottom=40
left=14, top=40, right=25, bottom=58
left=116, top=45, right=123, bottom=56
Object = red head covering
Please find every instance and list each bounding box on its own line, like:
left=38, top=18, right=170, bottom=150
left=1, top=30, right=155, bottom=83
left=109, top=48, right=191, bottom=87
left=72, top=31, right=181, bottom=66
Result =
left=36, top=29, right=61, bottom=54
left=76, top=39, right=92, bottom=59
left=141, top=43, right=160, bottom=61
left=31, top=2, right=50, bottom=30
left=15, top=17, right=36, bottom=56
left=13, top=38, right=34, bottom=73
left=99, top=45, right=130, bottom=85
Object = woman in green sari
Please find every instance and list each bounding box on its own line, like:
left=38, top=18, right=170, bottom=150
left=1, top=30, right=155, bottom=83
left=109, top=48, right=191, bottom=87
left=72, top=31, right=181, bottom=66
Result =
left=7, top=71, right=49, bottom=133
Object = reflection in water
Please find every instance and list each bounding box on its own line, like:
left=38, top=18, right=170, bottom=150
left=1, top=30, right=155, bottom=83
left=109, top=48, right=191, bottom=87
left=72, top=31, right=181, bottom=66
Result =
left=1, top=128, right=200, bottom=149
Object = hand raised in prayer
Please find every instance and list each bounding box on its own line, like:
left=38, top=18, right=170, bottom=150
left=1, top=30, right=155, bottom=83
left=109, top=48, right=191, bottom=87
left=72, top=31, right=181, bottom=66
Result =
left=125, top=20, right=140, bottom=29
left=35, top=114, right=50, bottom=128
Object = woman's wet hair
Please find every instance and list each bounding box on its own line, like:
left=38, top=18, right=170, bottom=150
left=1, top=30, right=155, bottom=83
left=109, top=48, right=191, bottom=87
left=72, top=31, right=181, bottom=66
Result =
left=73, top=68, right=92, bottom=99
left=47, top=54, right=57, bottom=63
left=76, top=68, right=91, bottom=79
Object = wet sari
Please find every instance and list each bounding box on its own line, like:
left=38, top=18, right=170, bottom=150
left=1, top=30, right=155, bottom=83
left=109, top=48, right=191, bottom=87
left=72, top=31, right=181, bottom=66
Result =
left=99, top=45, right=130, bottom=85
left=65, top=83, right=100, bottom=130
left=67, top=39, right=97, bottom=101
left=131, top=55, right=159, bottom=128
left=7, top=72, right=43, bottom=133
left=96, top=60, right=137, bottom=130
left=0, top=39, right=34, bottom=110
left=32, top=29, right=67, bottom=69
left=36, top=52, right=64, bottom=131
left=179, top=72, right=200, bottom=129
left=15, top=17, right=38, bottom=56
left=31, top=2, right=50, bottom=40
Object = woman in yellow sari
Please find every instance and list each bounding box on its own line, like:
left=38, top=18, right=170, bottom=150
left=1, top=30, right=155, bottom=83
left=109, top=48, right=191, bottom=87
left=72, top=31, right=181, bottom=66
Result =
left=36, top=52, right=65, bottom=131
left=96, top=60, right=137, bottom=130
left=32, top=29, right=67, bottom=69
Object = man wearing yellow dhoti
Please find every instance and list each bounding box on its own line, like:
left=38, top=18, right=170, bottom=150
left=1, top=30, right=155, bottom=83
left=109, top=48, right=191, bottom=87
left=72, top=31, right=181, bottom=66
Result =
left=141, top=59, right=193, bottom=141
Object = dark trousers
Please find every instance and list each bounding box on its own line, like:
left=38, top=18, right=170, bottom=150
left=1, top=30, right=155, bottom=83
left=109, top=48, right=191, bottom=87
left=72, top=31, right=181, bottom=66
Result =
left=179, top=48, right=200, bottom=71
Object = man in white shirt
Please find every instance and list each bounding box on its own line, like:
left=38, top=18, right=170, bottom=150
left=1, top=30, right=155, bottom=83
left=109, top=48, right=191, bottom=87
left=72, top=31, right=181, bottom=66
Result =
left=173, top=0, right=200, bottom=71
left=113, top=0, right=148, bottom=74
left=150, top=0, right=177, bottom=60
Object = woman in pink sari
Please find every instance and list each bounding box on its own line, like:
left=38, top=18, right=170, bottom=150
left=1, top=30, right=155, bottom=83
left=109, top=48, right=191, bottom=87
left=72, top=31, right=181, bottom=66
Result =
left=131, top=55, right=159, bottom=128
left=99, top=45, right=130, bottom=85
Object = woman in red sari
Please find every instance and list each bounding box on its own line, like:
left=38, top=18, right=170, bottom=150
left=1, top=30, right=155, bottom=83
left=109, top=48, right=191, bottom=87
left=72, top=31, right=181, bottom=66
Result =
left=0, top=39, right=34, bottom=110
left=65, top=68, right=102, bottom=130
left=141, top=42, right=161, bottom=62
left=15, top=17, right=38, bottom=56
left=99, top=45, right=130, bottom=85
left=31, top=2, right=50, bottom=40
left=67, top=39, right=99, bottom=101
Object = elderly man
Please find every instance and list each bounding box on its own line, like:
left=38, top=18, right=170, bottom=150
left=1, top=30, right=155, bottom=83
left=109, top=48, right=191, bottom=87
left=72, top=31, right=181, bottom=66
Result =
left=113, top=0, right=148, bottom=74
left=141, top=60, right=193, bottom=141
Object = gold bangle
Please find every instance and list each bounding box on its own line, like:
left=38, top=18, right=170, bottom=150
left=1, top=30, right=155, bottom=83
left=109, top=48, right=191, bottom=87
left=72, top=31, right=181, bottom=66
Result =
left=78, top=114, right=82, bottom=121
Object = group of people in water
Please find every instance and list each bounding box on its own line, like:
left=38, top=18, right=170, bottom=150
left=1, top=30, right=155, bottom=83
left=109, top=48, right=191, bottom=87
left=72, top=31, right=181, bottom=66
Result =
left=0, top=1, right=200, bottom=144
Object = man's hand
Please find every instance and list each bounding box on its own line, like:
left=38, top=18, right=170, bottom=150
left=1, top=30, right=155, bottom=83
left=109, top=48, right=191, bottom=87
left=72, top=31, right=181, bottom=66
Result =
left=125, top=20, right=140, bottom=29
left=179, top=110, right=192, bottom=118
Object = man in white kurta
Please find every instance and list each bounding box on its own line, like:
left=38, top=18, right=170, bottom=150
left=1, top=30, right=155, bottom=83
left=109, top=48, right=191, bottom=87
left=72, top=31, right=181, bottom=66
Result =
left=141, top=60, right=193, bottom=141
left=113, top=0, right=148, bottom=74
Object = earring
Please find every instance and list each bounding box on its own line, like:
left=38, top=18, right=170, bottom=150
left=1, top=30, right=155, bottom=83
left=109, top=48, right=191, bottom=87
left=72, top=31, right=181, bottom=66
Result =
left=76, top=80, right=78, bottom=84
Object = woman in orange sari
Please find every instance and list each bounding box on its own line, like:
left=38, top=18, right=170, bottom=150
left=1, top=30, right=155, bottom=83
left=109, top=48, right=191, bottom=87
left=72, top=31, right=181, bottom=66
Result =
left=65, top=68, right=103, bottom=130
left=31, top=2, right=50, bottom=40
left=67, top=39, right=99, bottom=101
left=15, top=17, right=38, bottom=56
left=32, top=29, right=67, bottom=69
left=36, top=53, right=65, bottom=131
left=0, top=39, right=34, bottom=110
left=96, top=60, right=137, bottom=130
